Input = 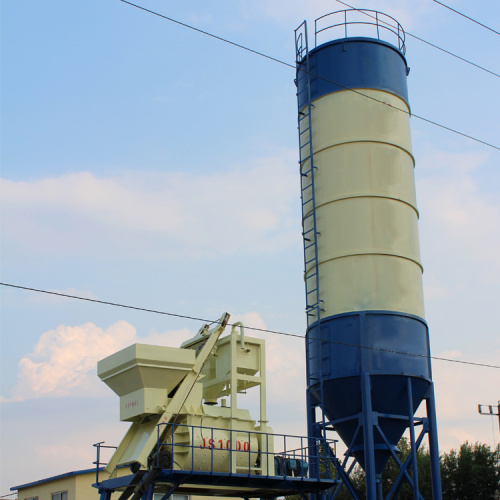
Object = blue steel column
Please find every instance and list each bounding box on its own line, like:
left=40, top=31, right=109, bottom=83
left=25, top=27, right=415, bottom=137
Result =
left=407, top=378, right=419, bottom=498
left=427, top=384, right=443, bottom=499
left=361, top=372, right=377, bottom=499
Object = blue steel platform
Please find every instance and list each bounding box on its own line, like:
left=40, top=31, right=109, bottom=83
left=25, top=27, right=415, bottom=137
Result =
left=95, top=470, right=339, bottom=499
left=93, top=428, right=340, bottom=500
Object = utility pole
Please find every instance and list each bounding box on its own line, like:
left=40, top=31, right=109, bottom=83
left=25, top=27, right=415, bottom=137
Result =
left=478, top=401, right=500, bottom=435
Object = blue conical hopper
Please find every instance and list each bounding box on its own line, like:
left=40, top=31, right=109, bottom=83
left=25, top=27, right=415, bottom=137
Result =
left=307, top=312, right=432, bottom=474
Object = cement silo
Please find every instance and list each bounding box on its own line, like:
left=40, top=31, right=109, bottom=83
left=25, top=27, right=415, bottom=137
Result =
left=295, top=11, right=442, bottom=499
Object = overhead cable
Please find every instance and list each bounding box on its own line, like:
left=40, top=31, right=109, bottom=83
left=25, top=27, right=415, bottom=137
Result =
left=432, top=0, right=500, bottom=37
left=118, top=0, right=500, bottom=152
left=335, top=0, right=500, bottom=79
left=2, top=282, right=499, bottom=370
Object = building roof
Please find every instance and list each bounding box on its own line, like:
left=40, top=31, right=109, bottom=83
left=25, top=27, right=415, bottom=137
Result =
left=11, top=468, right=102, bottom=492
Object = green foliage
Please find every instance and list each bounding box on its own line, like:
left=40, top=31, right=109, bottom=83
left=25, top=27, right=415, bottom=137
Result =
left=289, top=439, right=500, bottom=499
left=380, top=437, right=433, bottom=499
left=440, top=441, right=500, bottom=500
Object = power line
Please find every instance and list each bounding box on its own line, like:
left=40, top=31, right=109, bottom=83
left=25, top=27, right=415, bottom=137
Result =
left=118, top=0, right=291, bottom=69
left=335, top=0, right=500, bottom=79
left=432, top=0, right=500, bottom=37
left=118, top=0, right=500, bottom=151
left=2, top=282, right=500, bottom=370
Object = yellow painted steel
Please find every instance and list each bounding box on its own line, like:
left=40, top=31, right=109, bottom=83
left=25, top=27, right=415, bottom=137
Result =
left=301, top=89, right=424, bottom=321
left=163, top=410, right=261, bottom=474
left=98, top=344, right=196, bottom=422
left=98, top=313, right=274, bottom=478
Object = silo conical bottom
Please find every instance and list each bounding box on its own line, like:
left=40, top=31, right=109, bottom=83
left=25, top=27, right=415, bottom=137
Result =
left=310, top=374, right=430, bottom=475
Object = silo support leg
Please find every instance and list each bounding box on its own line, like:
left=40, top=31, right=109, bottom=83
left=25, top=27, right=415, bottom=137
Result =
left=407, top=379, right=420, bottom=498
left=376, top=478, right=383, bottom=500
left=361, top=372, right=377, bottom=500
left=426, top=384, right=443, bottom=500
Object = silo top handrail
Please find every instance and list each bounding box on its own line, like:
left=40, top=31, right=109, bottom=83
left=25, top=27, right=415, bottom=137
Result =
left=314, top=9, right=406, bottom=54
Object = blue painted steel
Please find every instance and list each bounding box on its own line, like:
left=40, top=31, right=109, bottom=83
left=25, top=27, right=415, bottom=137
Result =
left=427, top=384, right=443, bottom=498
left=296, top=37, right=410, bottom=110
left=307, top=312, right=431, bottom=381
left=307, top=311, right=432, bottom=473
left=93, top=424, right=339, bottom=498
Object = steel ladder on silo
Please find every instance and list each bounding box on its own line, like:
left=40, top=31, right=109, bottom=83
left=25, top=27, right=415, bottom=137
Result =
left=295, top=23, right=322, bottom=328
left=295, top=22, right=334, bottom=491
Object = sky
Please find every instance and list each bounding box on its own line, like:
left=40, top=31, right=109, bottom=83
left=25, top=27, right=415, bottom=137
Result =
left=1, top=0, right=500, bottom=492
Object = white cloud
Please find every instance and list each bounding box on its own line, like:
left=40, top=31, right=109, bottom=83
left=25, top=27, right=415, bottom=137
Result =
left=0, top=150, right=300, bottom=259
left=7, top=321, right=137, bottom=401
left=5, top=321, right=201, bottom=402
left=5, top=310, right=306, bottom=411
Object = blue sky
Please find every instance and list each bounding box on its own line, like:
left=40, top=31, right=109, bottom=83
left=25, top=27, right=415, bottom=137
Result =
left=1, top=0, right=500, bottom=491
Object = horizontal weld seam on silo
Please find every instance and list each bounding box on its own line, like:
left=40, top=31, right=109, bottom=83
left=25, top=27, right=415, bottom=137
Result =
left=314, top=195, right=420, bottom=218
left=310, top=88, right=412, bottom=115
left=312, top=141, right=416, bottom=167
left=309, top=309, right=428, bottom=322
left=305, top=252, right=424, bottom=272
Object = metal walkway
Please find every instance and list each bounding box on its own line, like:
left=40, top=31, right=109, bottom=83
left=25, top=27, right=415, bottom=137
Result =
left=93, top=428, right=340, bottom=500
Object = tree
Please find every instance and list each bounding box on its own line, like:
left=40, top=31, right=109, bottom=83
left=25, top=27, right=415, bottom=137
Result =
left=441, top=441, right=500, bottom=500
left=287, top=439, right=500, bottom=499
